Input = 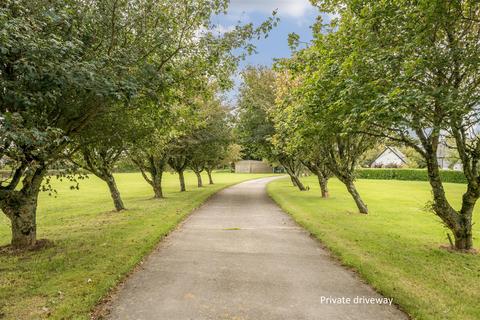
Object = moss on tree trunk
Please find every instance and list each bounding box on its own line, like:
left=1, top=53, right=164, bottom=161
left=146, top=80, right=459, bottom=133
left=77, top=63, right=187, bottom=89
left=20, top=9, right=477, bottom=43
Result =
left=1, top=166, right=46, bottom=249
left=9, top=196, right=38, bottom=248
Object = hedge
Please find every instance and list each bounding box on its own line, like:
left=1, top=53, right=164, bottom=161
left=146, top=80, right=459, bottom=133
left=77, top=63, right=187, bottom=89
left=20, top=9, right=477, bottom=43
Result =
left=355, top=168, right=467, bottom=184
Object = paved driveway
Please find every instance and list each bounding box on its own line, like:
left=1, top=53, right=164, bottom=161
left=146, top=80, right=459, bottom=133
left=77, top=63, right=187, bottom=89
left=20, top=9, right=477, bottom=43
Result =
left=107, top=177, right=407, bottom=320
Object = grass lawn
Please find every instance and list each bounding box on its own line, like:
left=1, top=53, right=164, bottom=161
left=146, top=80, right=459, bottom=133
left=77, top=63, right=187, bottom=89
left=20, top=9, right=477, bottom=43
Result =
left=268, top=177, right=480, bottom=320
left=0, top=172, right=272, bottom=320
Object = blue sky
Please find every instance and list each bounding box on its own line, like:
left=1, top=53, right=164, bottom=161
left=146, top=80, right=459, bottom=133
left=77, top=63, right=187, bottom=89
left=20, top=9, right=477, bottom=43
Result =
left=212, top=0, right=326, bottom=101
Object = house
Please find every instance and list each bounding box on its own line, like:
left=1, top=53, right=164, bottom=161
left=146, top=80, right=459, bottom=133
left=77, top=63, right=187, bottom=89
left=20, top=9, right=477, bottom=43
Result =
left=370, top=147, right=407, bottom=168
left=235, top=160, right=273, bottom=173
left=371, top=143, right=463, bottom=171
left=437, top=140, right=463, bottom=171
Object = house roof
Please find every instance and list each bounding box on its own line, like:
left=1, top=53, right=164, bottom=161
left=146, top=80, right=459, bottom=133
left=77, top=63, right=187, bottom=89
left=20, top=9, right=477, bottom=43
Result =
left=372, top=146, right=408, bottom=164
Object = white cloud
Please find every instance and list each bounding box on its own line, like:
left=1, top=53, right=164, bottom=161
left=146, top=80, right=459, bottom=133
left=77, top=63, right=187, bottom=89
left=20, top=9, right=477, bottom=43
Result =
left=194, top=24, right=235, bottom=40
left=213, top=24, right=236, bottom=35
left=228, top=0, right=314, bottom=18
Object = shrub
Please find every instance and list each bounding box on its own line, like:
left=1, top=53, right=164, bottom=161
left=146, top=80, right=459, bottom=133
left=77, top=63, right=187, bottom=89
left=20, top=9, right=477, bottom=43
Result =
left=355, top=168, right=467, bottom=184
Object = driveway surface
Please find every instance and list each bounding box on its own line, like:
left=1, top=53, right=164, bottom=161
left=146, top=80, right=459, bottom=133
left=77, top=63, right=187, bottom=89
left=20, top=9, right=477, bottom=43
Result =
left=107, top=177, right=407, bottom=320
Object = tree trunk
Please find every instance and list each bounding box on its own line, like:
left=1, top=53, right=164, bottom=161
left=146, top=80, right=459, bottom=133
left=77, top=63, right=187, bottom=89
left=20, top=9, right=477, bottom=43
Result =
left=290, top=173, right=306, bottom=191
left=424, top=154, right=474, bottom=250
left=317, top=174, right=329, bottom=198
left=178, top=170, right=186, bottom=192
left=207, top=169, right=214, bottom=184
left=290, top=175, right=297, bottom=187
left=454, top=190, right=475, bottom=250
left=294, top=175, right=307, bottom=191
left=195, top=171, right=203, bottom=187
left=104, top=173, right=125, bottom=211
left=454, top=221, right=473, bottom=250
left=8, top=195, right=38, bottom=248
left=152, top=170, right=164, bottom=199
left=1, top=167, right=46, bottom=249
left=280, top=157, right=306, bottom=191
left=345, top=180, right=368, bottom=214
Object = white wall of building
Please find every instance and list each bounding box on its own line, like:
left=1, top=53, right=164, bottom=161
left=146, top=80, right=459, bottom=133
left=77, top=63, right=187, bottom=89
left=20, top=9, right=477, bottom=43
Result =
left=371, top=149, right=405, bottom=167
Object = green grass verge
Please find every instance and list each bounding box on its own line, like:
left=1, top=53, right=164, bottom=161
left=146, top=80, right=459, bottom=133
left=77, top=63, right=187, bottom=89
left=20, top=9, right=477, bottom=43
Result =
left=0, top=172, right=272, bottom=320
left=267, top=177, right=480, bottom=320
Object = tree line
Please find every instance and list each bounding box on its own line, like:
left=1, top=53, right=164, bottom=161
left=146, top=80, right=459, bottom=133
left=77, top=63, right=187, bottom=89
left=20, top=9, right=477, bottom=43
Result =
left=0, top=0, right=276, bottom=249
left=235, top=0, right=480, bottom=252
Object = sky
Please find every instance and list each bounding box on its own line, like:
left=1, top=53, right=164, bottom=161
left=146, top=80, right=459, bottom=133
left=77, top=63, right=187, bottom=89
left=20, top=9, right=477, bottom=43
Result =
left=212, top=0, right=327, bottom=101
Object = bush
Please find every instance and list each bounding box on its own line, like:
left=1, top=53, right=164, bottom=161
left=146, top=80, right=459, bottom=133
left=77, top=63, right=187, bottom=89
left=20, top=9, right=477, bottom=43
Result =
left=355, top=168, right=467, bottom=184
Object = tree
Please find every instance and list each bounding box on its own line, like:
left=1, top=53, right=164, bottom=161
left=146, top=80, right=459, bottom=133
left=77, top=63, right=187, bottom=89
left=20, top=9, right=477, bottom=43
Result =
left=0, top=0, right=134, bottom=248
left=302, top=154, right=332, bottom=198
left=189, top=98, right=231, bottom=186
left=0, top=0, right=276, bottom=249
left=220, top=144, right=243, bottom=173
left=162, top=99, right=197, bottom=192
left=272, top=70, right=329, bottom=195
left=128, top=110, right=173, bottom=199
left=235, top=67, right=277, bottom=161
left=125, top=2, right=277, bottom=194
left=275, top=153, right=307, bottom=191
left=130, top=142, right=169, bottom=199
left=165, top=96, right=213, bottom=191
left=277, top=30, right=378, bottom=213
left=204, top=116, right=232, bottom=185
left=168, top=140, right=191, bottom=192
left=235, top=66, right=307, bottom=191
left=127, top=90, right=192, bottom=199
left=69, top=109, right=130, bottom=211
left=316, top=0, right=480, bottom=249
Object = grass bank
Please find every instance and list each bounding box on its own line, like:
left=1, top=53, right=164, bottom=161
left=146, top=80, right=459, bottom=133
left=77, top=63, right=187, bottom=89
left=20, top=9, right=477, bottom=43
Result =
left=0, top=172, right=272, bottom=319
left=268, top=177, right=480, bottom=320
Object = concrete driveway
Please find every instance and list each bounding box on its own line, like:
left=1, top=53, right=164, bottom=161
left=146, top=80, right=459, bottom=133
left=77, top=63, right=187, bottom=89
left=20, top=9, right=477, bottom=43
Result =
left=106, top=177, right=408, bottom=320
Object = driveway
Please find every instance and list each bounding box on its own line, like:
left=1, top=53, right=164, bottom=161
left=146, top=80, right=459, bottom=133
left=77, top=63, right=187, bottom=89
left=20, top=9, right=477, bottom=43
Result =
left=106, top=177, right=407, bottom=320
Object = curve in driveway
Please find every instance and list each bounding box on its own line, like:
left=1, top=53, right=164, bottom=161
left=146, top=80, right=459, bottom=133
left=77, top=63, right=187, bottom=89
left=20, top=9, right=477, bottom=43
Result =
left=106, top=177, right=407, bottom=320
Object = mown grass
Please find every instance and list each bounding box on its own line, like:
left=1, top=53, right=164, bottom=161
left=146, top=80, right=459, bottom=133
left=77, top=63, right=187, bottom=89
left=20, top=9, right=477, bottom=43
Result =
left=267, top=177, right=480, bottom=320
left=0, top=172, right=272, bottom=320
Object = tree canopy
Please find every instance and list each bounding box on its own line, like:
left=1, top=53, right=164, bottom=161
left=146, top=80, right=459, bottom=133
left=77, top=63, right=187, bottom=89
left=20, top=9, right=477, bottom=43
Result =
left=272, top=0, right=480, bottom=250
left=0, top=0, right=277, bottom=248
